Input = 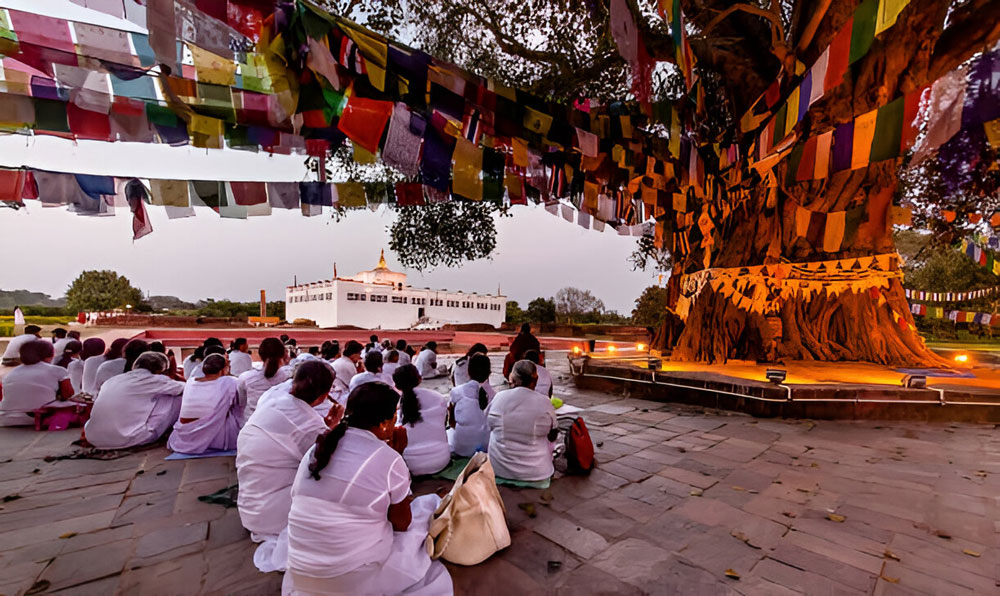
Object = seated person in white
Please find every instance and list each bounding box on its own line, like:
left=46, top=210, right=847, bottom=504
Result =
left=0, top=340, right=75, bottom=426
left=523, top=350, right=553, bottom=398
left=168, top=354, right=243, bottom=454
left=381, top=350, right=400, bottom=389
left=187, top=344, right=227, bottom=383
left=450, top=343, right=487, bottom=387
left=394, top=339, right=411, bottom=366
left=1, top=324, right=42, bottom=367
left=330, top=340, right=363, bottom=404
left=53, top=340, right=84, bottom=394
left=237, top=361, right=344, bottom=573
left=321, top=340, right=340, bottom=363
left=79, top=337, right=107, bottom=395
left=393, top=364, right=451, bottom=476
left=93, top=338, right=135, bottom=394
left=414, top=341, right=444, bottom=379
left=182, top=337, right=225, bottom=380
left=284, top=382, right=451, bottom=596
left=487, top=360, right=559, bottom=482
left=349, top=350, right=384, bottom=391
left=447, top=354, right=496, bottom=456
left=229, top=337, right=254, bottom=377
left=238, top=337, right=292, bottom=419
left=84, top=352, right=185, bottom=448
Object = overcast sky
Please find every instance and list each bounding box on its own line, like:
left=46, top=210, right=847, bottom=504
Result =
left=0, top=1, right=657, bottom=314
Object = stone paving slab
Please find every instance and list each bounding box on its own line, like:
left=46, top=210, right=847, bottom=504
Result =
left=0, top=357, right=998, bottom=595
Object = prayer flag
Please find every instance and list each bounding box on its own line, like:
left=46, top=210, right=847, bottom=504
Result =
left=870, top=96, right=904, bottom=161
left=267, top=182, right=299, bottom=209
left=986, top=118, right=1000, bottom=148
left=797, top=73, right=811, bottom=121
left=66, top=102, right=111, bottom=141
left=0, top=94, right=34, bottom=130
left=785, top=87, right=800, bottom=132
left=851, top=109, right=878, bottom=169
left=901, top=87, right=925, bottom=149
left=831, top=121, right=854, bottom=172
left=74, top=174, right=115, bottom=200
left=395, top=182, right=424, bottom=206
left=808, top=49, right=829, bottom=106
left=795, top=205, right=811, bottom=239
left=875, top=0, right=910, bottom=35
left=150, top=179, right=189, bottom=206
left=452, top=137, right=484, bottom=201
left=0, top=168, right=25, bottom=203
left=334, top=182, right=366, bottom=208
left=849, top=0, right=878, bottom=65
left=824, top=18, right=852, bottom=91
left=523, top=106, right=553, bottom=135
left=125, top=179, right=152, bottom=239
left=796, top=135, right=818, bottom=181
left=190, top=45, right=237, bottom=86
left=381, top=104, right=422, bottom=177
left=420, top=125, right=455, bottom=192
left=337, top=92, right=393, bottom=154
left=482, top=148, right=505, bottom=203
left=299, top=182, right=333, bottom=207
left=230, top=182, right=267, bottom=206
left=823, top=210, right=846, bottom=252
left=190, top=181, right=225, bottom=211
left=913, top=67, right=967, bottom=163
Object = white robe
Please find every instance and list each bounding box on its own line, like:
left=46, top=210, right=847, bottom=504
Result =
left=450, top=357, right=471, bottom=387
left=0, top=362, right=71, bottom=426
left=84, top=369, right=185, bottom=449
left=93, top=358, right=126, bottom=394
left=81, top=354, right=107, bottom=395
left=168, top=376, right=243, bottom=454
left=68, top=359, right=84, bottom=394
left=229, top=350, right=254, bottom=377
left=284, top=430, right=451, bottom=596
left=53, top=338, right=72, bottom=356
left=486, top=386, right=558, bottom=482
left=330, top=357, right=358, bottom=403
left=349, top=371, right=382, bottom=391
left=237, top=389, right=327, bottom=570
left=397, top=352, right=411, bottom=366
left=12, top=307, right=24, bottom=326
left=1, top=333, right=37, bottom=364
left=182, top=355, right=199, bottom=379
left=535, top=364, right=553, bottom=398
left=399, top=388, right=451, bottom=476
left=238, top=366, right=292, bottom=420
left=414, top=350, right=440, bottom=378
left=447, top=380, right=495, bottom=457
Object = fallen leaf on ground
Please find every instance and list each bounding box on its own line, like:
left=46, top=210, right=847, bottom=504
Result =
left=881, top=575, right=900, bottom=584
left=517, top=503, right=537, bottom=518
left=883, top=549, right=901, bottom=561
left=58, top=532, right=77, bottom=539
left=962, top=549, right=981, bottom=557
left=934, top=530, right=952, bottom=540
left=724, top=569, right=741, bottom=580
left=539, top=489, right=553, bottom=505
left=2, top=494, right=22, bottom=502
left=731, top=530, right=748, bottom=543
left=731, top=486, right=746, bottom=492
left=974, top=471, right=987, bottom=477
left=690, top=488, right=703, bottom=497
left=826, top=513, right=846, bottom=523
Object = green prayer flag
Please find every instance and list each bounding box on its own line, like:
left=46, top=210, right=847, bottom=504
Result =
left=146, top=103, right=181, bottom=127
left=786, top=142, right=805, bottom=180
left=773, top=102, right=788, bottom=141
left=849, top=0, right=878, bottom=64
left=870, top=96, right=904, bottom=162
left=482, top=148, right=505, bottom=204
left=33, top=99, right=69, bottom=133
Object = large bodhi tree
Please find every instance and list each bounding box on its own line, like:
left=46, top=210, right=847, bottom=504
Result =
left=319, top=0, right=1000, bottom=365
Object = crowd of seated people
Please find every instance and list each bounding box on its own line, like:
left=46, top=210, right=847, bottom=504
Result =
left=1, top=329, right=569, bottom=593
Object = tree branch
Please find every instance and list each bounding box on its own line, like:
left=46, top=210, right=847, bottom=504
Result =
left=795, top=0, right=832, bottom=53
left=698, top=4, right=785, bottom=47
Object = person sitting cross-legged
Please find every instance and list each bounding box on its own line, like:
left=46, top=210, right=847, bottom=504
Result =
left=168, top=353, right=243, bottom=454
left=486, top=360, right=558, bottom=482
left=447, top=353, right=495, bottom=457
left=0, top=340, right=75, bottom=426
left=393, top=364, right=451, bottom=476
left=283, top=382, right=452, bottom=595
left=84, top=352, right=185, bottom=449
left=237, top=361, right=344, bottom=573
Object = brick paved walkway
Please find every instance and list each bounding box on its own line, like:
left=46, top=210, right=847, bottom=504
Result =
left=1, top=357, right=998, bottom=595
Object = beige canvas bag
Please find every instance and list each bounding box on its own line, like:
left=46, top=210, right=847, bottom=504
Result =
left=426, top=452, right=511, bottom=565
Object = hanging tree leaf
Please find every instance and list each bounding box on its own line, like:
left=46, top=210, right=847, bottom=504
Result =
left=389, top=202, right=498, bottom=270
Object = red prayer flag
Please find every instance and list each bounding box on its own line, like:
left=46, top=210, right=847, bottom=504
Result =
left=22, top=171, right=38, bottom=200
left=66, top=103, right=111, bottom=141
left=0, top=168, right=25, bottom=202
left=394, top=182, right=425, bottom=206
left=796, top=135, right=818, bottom=181
left=763, top=80, right=781, bottom=108
left=824, top=18, right=853, bottom=92
left=230, top=182, right=268, bottom=206
left=337, top=92, right=393, bottom=154
left=900, top=86, right=927, bottom=150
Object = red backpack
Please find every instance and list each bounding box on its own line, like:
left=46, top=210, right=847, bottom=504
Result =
left=565, top=417, right=595, bottom=475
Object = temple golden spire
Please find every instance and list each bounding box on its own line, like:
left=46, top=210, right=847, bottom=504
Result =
left=377, top=249, right=387, bottom=269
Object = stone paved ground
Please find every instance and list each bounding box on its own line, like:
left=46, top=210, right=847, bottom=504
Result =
left=1, top=356, right=999, bottom=595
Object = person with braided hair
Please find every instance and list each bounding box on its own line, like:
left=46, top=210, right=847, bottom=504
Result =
left=284, top=382, right=451, bottom=595
left=446, top=353, right=495, bottom=457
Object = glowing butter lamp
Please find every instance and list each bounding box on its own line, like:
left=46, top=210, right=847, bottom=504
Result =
left=637, top=343, right=646, bottom=352
left=954, top=353, right=969, bottom=364
left=607, top=345, right=617, bottom=354
left=572, top=346, right=582, bottom=355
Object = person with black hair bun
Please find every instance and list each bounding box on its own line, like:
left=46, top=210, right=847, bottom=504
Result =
left=349, top=350, right=384, bottom=392
left=168, top=352, right=243, bottom=454
left=237, top=337, right=292, bottom=419
left=447, top=353, right=496, bottom=457
left=1, top=324, right=42, bottom=367
left=330, top=340, right=363, bottom=403
left=54, top=340, right=84, bottom=393
left=393, top=364, right=450, bottom=476
left=0, top=340, right=74, bottom=426
left=284, top=382, right=452, bottom=595
left=237, top=360, right=344, bottom=573
left=182, top=337, right=224, bottom=379
left=450, top=343, right=488, bottom=387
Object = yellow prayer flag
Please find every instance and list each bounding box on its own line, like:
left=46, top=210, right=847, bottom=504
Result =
left=189, top=114, right=224, bottom=149
left=669, top=115, right=681, bottom=157
left=584, top=181, right=600, bottom=210
left=345, top=27, right=388, bottom=91
left=190, top=45, right=237, bottom=86
left=512, top=138, right=529, bottom=168
left=150, top=179, right=189, bottom=207
left=795, top=205, right=811, bottom=239
left=875, top=0, right=910, bottom=35
left=620, top=115, right=633, bottom=139
left=852, top=109, right=878, bottom=170
left=985, top=118, right=1000, bottom=148
left=523, top=106, right=553, bottom=135
left=823, top=211, right=846, bottom=252
left=785, top=88, right=800, bottom=134
left=353, top=142, right=376, bottom=164
left=673, top=193, right=686, bottom=213
left=451, top=137, right=483, bottom=201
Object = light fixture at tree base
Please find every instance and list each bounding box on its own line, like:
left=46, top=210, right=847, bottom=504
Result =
left=765, top=369, right=787, bottom=384
left=902, top=374, right=927, bottom=389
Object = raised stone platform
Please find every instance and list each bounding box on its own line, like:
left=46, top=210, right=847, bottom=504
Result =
left=571, top=356, right=1000, bottom=423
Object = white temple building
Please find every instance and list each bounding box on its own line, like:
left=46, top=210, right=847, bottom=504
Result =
left=285, top=251, right=507, bottom=329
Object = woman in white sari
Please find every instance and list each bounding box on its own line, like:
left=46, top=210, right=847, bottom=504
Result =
left=84, top=352, right=184, bottom=449
left=447, top=354, right=495, bottom=456
left=168, top=354, right=243, bottom=454
left=237, top=361, right=344, bottom=573
left=393, top=364, right=451, bottom=476
left=238, top=337, right=292, bottom=419
left=284, top=382, right=451, bottom=596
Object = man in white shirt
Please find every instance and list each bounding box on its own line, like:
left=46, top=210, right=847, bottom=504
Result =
left=330, top=340, right=363, bottom=403
left=349, top=350, right=384, bottom=391
left=414, top=341, right=444, bottom=379
left=2, top=325, right=42, bottom=367
left=486, top=360, right=558, bottom=482
left=394, top=339, right=411, bottom=366
left=229, top=338, right=253, bottom=377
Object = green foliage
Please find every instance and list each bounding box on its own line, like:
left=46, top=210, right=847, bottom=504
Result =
left=0, top=315, right=75, bottom=325
left=631, top=285, right=670, bottom=326
left=0, top=323, right=12, bottom=337
left=524, top=297, right=556, bottom=324
left=65, top=270, right=146, bottom=313
left=185, top=300, right=287, bottom=320
left=0, top=289, right=64, bottom=309
left=555, top=287, right=604, bottom=324
left=897, top=230, right=999, bottom=312
left=505, top=300, right=524, bottom=324
left=389, top=202, right=499, bottom=270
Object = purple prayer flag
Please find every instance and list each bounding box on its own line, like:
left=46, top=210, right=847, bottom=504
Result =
left=421, top=125, right=454, bottom=191
left=962, top=49, right=1000, bottom=128
left=299, top=181, right=333, bottom=206
left=30, top=76, right=68, bottom=101
left=798, top=72, right=812, bottom=123
left=266, top=182, right=299, bottom=209
left=831, top=121, right=854, bottom=172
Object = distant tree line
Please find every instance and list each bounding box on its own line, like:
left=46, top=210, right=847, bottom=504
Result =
left=505, top=286, right=667, bottom=327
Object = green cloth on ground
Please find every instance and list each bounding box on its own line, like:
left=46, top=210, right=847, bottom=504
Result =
left=198, top=484, right=238, bottom=508
left=433, top=456, right=552, bottom=489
